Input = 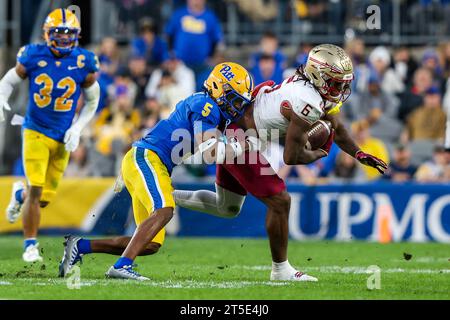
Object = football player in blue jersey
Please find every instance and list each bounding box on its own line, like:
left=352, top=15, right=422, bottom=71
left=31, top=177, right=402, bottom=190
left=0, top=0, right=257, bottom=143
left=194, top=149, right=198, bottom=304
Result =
left=0, top=9, right=100, bottom=262
left=59, top=62, right=256, bottom=280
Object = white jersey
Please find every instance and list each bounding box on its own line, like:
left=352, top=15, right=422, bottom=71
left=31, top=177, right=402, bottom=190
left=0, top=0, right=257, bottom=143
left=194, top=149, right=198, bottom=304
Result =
left=253, top=75, right=325, bottom=142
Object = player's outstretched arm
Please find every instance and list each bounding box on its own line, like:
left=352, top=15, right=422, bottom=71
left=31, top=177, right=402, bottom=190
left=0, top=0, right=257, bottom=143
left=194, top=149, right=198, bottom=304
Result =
left=326, top=114, right=388, bottom=174
left=325, top=113, right=360, bottom=157
left=0, top=63, right=27, bottom=122
left=194, top=129, right=259, bottom=164
left=283, top=112, right=327, bottom=165
left=64, top=73, right=100, bottom=152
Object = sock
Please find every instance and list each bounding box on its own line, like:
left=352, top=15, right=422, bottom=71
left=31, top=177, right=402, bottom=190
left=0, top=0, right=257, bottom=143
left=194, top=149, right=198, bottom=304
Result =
left=272, top=260, right=295, bottom=273
left=77, top=239, right=92, bottom=254
left=114, top=256, right=134, bottom=269
left=24, top=238, right=37, bottom=250
left=15, top=189, right=24, bottom=204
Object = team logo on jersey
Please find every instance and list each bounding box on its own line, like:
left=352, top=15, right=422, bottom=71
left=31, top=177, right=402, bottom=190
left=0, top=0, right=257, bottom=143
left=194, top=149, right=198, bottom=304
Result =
left=38, top=60, right=47, bottom=67
left=55, top=61, right=61, bottom=67
left=219, top=65, right=235, bottom=81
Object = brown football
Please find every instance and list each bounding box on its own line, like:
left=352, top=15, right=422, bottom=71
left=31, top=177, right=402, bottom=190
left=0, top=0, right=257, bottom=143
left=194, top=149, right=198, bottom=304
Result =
left=305, top=120, right=332, bottom=150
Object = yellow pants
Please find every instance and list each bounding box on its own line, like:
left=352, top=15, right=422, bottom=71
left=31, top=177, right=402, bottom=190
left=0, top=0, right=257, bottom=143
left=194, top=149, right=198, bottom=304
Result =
left=22, top=129, right=70, bottom=203
left=121, top=147, right=175, bottom=245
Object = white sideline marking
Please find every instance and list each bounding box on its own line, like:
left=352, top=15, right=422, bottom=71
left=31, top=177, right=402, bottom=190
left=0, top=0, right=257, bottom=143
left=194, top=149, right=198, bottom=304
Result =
left=11, top=278, right=290, bottom=289
left=0, top=281, right=12, bottom=285
left=239, top=265, right=450, bottom=274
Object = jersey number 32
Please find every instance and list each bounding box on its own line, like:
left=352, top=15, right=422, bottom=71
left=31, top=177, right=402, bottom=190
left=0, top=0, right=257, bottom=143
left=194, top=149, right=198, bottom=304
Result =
left=34, top=73, right=76, bottom=112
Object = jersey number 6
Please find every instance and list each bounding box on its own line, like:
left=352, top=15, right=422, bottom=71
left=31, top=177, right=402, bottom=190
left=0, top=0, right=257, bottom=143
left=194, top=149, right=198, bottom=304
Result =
left=34, top=73, right=76, bottom=112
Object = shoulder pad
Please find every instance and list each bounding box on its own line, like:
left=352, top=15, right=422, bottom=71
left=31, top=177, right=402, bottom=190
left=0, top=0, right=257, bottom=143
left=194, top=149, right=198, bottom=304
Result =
left=291, top=82, right=324, bottom=123
left=189, top=93, right=221, bottom=124
left=76, top=49, right=99, bottom=74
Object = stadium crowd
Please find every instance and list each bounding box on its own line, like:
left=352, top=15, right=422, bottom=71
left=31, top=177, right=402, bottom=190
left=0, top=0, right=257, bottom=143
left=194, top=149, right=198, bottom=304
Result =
left=8, top=0, right=450, bottom=184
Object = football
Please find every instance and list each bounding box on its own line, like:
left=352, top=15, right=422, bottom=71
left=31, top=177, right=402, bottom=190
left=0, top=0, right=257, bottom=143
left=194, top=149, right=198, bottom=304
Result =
left=305, top=120, right=332, bottom=150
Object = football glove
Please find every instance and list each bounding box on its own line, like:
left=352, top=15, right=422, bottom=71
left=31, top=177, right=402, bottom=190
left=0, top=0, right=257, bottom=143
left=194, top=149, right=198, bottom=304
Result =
left=64, top=126, right=81, bottom=152
left=355, top=150, right=388, bottom=174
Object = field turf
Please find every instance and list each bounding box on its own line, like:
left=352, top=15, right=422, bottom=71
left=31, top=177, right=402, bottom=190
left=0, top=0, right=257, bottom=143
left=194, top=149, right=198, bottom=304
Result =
left=0, top=236, right=448, bottom=300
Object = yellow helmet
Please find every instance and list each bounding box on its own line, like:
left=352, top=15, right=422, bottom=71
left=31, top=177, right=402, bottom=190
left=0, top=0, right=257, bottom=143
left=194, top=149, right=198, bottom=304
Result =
left=204, top=62, right=254, bottom=121
left=43, top=8, right=81, bottom=55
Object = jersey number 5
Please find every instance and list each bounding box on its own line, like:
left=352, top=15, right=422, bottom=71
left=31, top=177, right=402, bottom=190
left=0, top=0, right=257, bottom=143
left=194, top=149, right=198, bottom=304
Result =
left=34, top=73, right=76, bottom=112
left=202, top=103, right=213, bottom=117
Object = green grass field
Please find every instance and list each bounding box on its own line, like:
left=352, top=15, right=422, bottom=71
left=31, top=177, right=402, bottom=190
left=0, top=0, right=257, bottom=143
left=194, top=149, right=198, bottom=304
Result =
left=0, top=236, right=448, bottom=300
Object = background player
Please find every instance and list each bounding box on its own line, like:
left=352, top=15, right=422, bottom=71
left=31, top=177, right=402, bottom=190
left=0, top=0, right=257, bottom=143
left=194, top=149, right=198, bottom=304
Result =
left=59, top=62, right=258, bottom=280
left=0, top=9, right=100, bottom=262
left=173, top=44, right=388, bottom=282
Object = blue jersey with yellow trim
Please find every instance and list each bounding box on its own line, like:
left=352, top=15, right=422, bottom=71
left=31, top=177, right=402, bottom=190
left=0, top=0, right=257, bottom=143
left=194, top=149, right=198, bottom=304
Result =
left=133, top=92, right=223, bottom=173
left=18, top=43, right=99, bottom=142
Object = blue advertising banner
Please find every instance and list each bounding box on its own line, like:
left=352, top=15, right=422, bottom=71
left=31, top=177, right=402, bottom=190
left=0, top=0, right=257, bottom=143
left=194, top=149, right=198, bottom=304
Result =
left=3, top=177, right=448, bottom=243
left=173, top=182, right=450, bottom=243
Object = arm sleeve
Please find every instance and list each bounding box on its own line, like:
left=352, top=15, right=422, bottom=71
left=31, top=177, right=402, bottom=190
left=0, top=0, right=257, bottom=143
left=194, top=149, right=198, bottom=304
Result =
left=71, top=81, right=100, bottom=131
left=0, top=68, right=23, bottom=99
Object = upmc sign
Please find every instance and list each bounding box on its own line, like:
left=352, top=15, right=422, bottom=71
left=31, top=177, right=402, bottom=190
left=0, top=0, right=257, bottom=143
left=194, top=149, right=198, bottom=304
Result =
left=175, top=183, right=450, bottom=243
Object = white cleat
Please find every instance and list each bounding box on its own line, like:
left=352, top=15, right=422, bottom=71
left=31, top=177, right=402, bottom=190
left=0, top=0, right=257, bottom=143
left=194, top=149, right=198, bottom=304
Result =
left=270, top=270, right=318, bottom=282
left=22, top=244, right=43, bottom=263
left=105, top=265, right=149, bottom=281
left=6, top=181, right=25, bottom=223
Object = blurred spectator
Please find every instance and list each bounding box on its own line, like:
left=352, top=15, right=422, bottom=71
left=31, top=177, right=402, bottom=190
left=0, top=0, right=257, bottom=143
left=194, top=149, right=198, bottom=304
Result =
left=97, top=37, right=121, bottom=112
left=392, top=46, right=418, bottom=89
left=421, top=48, right=444, bottom=87
left=250, top=31, right=286, bottom=71
left=165, top=0, right=223, bottom=89
left=131, top=17, right=169, bottom=67
left=329, top=151, right=365, bottom=182
left=398, top=67, right=433, bottom=121
left=98, top=37, right=120, bottom=80
left=65, top=142, right=90, bottom=177
left=404, top=86, right=446, bottom=142
left=369, top=46, right=405, bottom=95
left=158, top=70, right=192, bottom=119
left=345, top=37, right=371, bottom=94
left=383, top=144, right=417, bottom=182
left=352, top=120, right=390, bottom=180
left=128, top=54, right=151, bottom=109
left=141, top=98, right=162, bottom=131
left=293, top=42, right=314, bottom=68
left=108, top=68, right=138, bottom=109
left=229, top=0, right=278, bottom=22
left=346, top=73, right=402, bottom=145
left=438, top=41, right=450, bottom=79
left=145, top=54, right=195, bottom=100
left=251, top=53, right=283, bottom=85
left=92, top=85, right=141, bottom=176
left=415, top=144, right=450, bottom=182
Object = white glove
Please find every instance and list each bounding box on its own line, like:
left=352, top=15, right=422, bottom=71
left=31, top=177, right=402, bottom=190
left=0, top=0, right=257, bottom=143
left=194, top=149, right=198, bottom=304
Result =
left=0, top=94, right=11, bottom=123
left=64, top=126, right=81, bottom=152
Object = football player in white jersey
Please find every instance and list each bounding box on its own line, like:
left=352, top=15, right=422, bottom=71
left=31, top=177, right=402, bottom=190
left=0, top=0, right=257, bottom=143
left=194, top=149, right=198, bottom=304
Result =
left=174, top=44, right=388, bottom=282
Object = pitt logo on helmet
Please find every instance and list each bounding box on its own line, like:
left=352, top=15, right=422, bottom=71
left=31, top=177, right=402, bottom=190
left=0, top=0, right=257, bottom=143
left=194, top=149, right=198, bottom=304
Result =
left=219, top=65, right=235, bottom=81
left=204, top=62, right=254, bottom=121
left=43, top=8, right=81, bottom=56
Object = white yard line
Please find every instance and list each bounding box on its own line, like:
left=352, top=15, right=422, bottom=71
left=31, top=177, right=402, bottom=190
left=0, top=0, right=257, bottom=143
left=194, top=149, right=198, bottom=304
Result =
left=238, top=265, right=450, bottom=274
